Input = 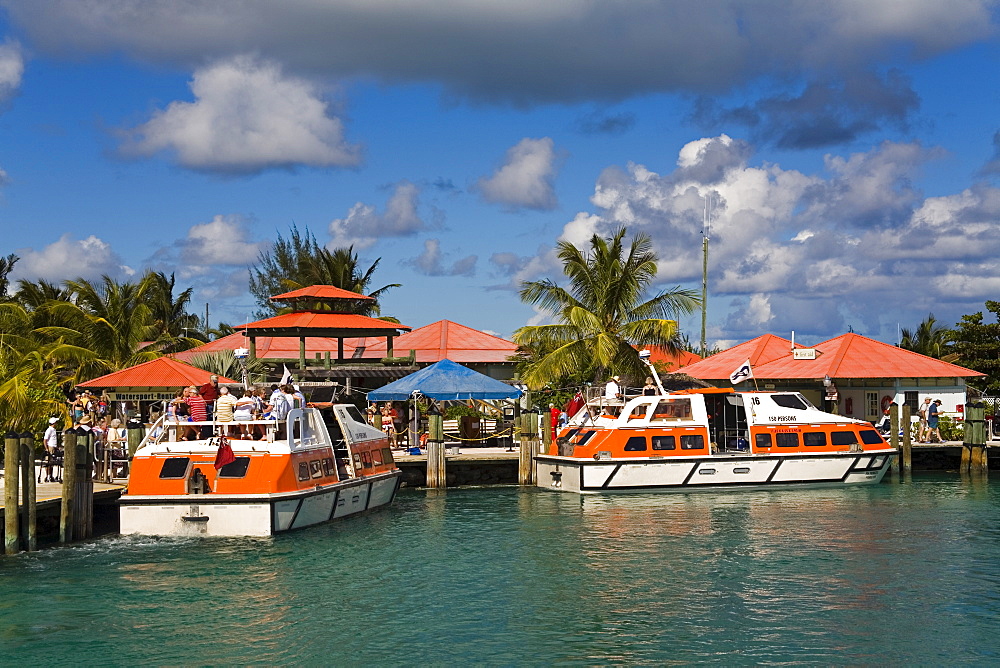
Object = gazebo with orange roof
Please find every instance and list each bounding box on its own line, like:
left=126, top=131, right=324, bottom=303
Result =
left=239, top=285, right=411, bottom=370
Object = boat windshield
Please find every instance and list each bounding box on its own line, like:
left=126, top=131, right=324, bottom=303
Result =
left=771, top=393, right=815, bottom=410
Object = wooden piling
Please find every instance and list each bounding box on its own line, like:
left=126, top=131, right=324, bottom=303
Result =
left=77, top=429, right=94, bottom=539
left=900, top=405, right=912, bottom=475
left=126, top=421, right=145, bottom=458
left=542, top=412, right=552, bottom=453
left=60, top=428, right=78, bottom=544
left=19, top=433, right=36, bottom=552
left=889, top=403, right=900, bottom=476
left=964, top=402, right=988, bottom=474
left=426, top=414, right=446, bottom=488
left=4, top=431, right=20, bottom=554
left=519, top=414, right=538, bottom=486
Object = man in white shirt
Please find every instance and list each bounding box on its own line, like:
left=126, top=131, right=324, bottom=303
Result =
left=43, top=417, right=60, bottom=482
left=604, top=376, right=622, bottom=400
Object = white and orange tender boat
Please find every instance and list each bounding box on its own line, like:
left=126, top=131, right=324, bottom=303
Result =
left=121, top=405, right=401, bottom=537
left=536, top=356, right=897, bottom=494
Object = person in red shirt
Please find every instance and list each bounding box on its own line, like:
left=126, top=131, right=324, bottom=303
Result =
left=549, top=403, right=560, bottom=441
left=186, top=385, right=209, bottom=438
left=199, top=374, right=220, bottom=420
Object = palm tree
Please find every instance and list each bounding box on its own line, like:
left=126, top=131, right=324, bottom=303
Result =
left=0, top=253, right=18, bottom=301
left=900, top=313, right=955, bottom=360
left=0, top=302, right=77, bottom=432
left=249, top=226, right=400, bottom=317
left=513, top=227, right=700, bottom=387
left=36, top=275, right=162, bottom=382
left=15, top=278, right=73, bottom=309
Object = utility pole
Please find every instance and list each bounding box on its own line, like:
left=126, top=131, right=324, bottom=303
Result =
left=204, top=303, right=210, bottom=334
left=700, top=194, right=711, bottom=358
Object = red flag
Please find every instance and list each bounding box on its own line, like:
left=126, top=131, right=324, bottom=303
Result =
left=214, top=437, right=236, bottom=470
left=565, top=392, right=585, bottom=417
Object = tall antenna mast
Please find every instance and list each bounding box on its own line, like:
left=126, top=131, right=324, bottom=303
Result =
left=700, top=194, right=711, bottom=358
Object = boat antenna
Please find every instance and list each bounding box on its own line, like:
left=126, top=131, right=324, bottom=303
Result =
left=639, top=350, right=666, bottom=394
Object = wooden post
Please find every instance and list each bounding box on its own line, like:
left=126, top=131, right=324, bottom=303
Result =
left=4, top=431, right=20, bottom=554
left=324, top=351, right=331, bottom=370
left=76, top=429, right=94, bottom=540
left=426, top=414, right=445, bottom=488
left=965, top=402, right=988, bottom=474
left=60, top=428, right=78, bottom=544
left=888, top=403, right=900, bottom=476
left=542, top=412, right=552, bottom=454
left=19, top=433, right=36, bottom=552
left=519, top=413, right=538, bottom=486
left=299, top=337, right=306, bottom=372
left=900, top=405, right=912, bottom=475
left=127, top=421, right=145, bottom=458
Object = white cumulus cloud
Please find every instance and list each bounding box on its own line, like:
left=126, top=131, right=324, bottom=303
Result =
left=476, top=137, right=559, bottom=211
left=13, top=234, right=131, bottom=283
left=328, top=181, right=427, bottom=249
left=121, top=55, right=361, bottom=174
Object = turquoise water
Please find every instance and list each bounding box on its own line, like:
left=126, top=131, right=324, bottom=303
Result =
left=3, top=476, right=1000, bottom=665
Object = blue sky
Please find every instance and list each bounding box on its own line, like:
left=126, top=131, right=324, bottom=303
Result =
left=1, top=1, right=999, bottom=348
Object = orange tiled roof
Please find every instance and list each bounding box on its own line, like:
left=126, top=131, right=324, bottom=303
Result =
left=642, top=346, right=702, bottom=371
left=241, top=311, right=410, bottom=332
left=678, top=332, right=984, bottom=380
left=173, top=332, right=369, bottom=361
left=364, top=320, right=517, bottom=364
left=78, top=357, right=237, bottom=388
left=269, top=285, right=375, bottom=301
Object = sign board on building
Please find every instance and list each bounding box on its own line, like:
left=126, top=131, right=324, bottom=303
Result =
left=793, top=348, right=817, bottom=360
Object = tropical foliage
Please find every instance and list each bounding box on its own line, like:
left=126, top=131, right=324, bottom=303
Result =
left=899, top=313, right=955, bottom=360
left=249, top=226, right=400, bottom=317
left=0, top=270, right=208, bottom=434
left=513, top=227, right=700, bottom=388
left=187, top=350, right=268, bottom=387
left=950, top=301, right=1000, bottom=396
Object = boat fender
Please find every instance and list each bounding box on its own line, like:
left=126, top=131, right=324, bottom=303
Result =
left=881, top=396, right=893, bottom=412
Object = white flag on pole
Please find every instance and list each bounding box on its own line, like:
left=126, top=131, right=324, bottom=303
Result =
left=729, top=360, right=753, bottom=385
left=280, top=364, right=293, bottom=385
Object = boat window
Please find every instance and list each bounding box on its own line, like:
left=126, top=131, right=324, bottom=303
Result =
left=297, top=462, right=310, bottom=481
left=624, top=436, right=647, bottom=451
left=361, top=451, right=373, bottom=469
left=680, top=434, right=704, bottom=450
left=803, top=432, right=827, bottom=447
left=565, top=428, right=580, bottom=440
left=772, top=394, right=810, bottom=410
left=755, top=434, right=772, bottom=448
left=576, top=431, right=597, bottom=446
left=372, top=448, right=384, bottom=466
left=859, top=429, right=884, bottom=445
left=627, top=405, right=648, bottom=420
left=159, top=457, right=190, bottom=479
left=310, top=460, right=323, bottom=478
left=776, top=433, right=800, bottom=448
left=652, top=435, right=675, bottom=450
left=650, top=398, right=692, bottom=421
left=344, top=405, right=367, bottom=425
left=831, top=431, right=859, bottom=446
left=218, top=457, right=251, bottom=478
left=322, top=457, right=336, bottom=476
left=353, top=453, right=362, bottom=470
left=381, top=447, right=394, bottom=465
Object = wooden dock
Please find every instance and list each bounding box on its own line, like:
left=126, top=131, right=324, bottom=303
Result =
left=394, top=446, right=521, bottom=486
left=0, top=477, right=125, bottom=522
